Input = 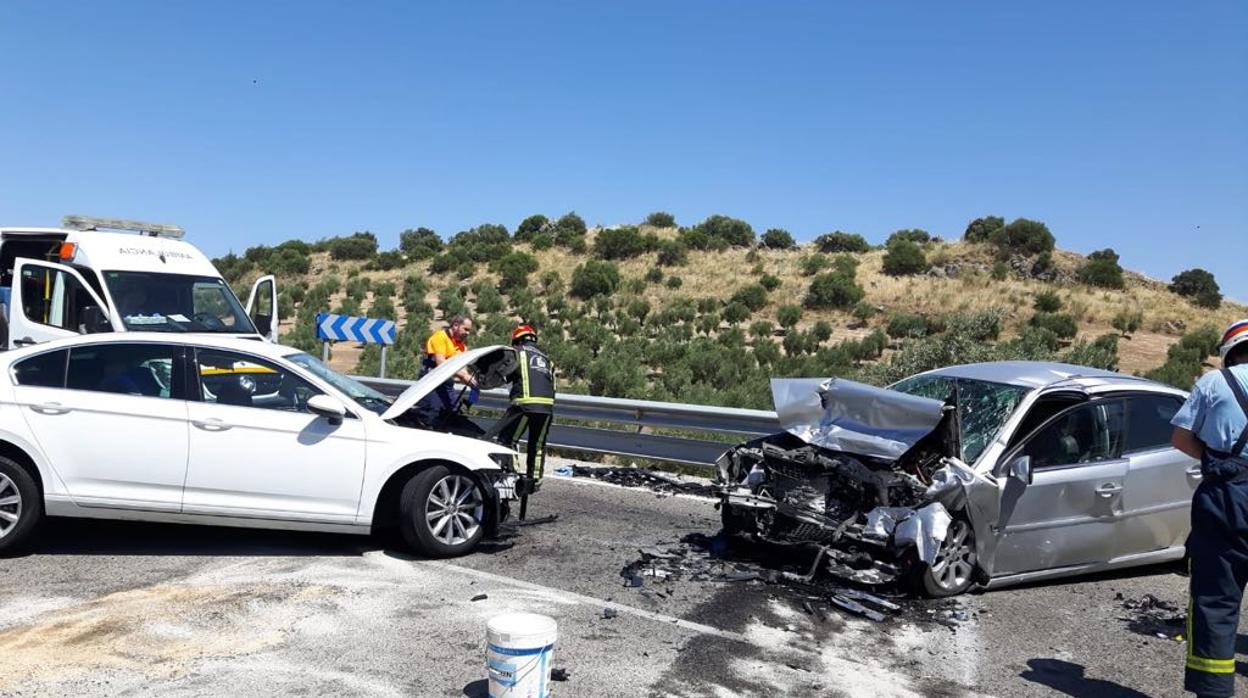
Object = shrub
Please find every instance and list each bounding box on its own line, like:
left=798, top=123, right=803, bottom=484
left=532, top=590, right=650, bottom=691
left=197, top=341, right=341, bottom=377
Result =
left=1033, top=290, right=1063, bottom=313
left=531, top=233, right=554, bottom=250
left=569, top=260, right=620, bottom=299
left=626, top=298, right=651, bottom=322
left=882, top=240, right=927, bottom=276
left=801, top=254, right=830, bottom=276
left=990, top=218, right=1055, bottom=256
left=805, top=272, right=864, bottom=309
left=399, top=227, right=443, bottom=258
left=475, top=285, right=504, bottom=314
left=777, top=304, right=803, bottom=328
left=1064, top=333, right=1120, bottom=371
left=991, top=261, right=1009, bottom=280
left=947, top=310, right=1003, bottom=342
left=814, top=231, right=870, bottom=254
left=750, top=261, right=764, bottom=275
left=366, top=250, right=406, bottom=271
left=697, top=297, right=719, bottom=315
left=1112, top=309, right=1143, bottom=335
left=429, top=248, right=468, bottom=274
left=759, top=274, right=782, bottom=291
left=722, top=303, right=750, bottom=325
left=749, top=320, right=774, bottom=339
left=810, top=320, right=833, bottom=343
left=644, top=267, right=664, bottom=284
left=373, top=281, right=397, bottom=299
left=730, top=284, right=769, bottom=312
left=656, top=240, right=688, bottom=266
left=1029, top=312, right=1079, bottom=339
left=644, top=211, right=676, bottom=228
left=266, top=247, right=311, bottom=275
left=553, top=212, right=588, bottom=248
left=1170, top=268, right=1222, bottom=309
left=213, top=252, right=252, bottom=284
left=593, top=225, right=651, bottom=260
left=666, top=276, right=683, bottom=289
left=963, top=216, right=1005, bottom=243
left=494, top=251, right=540, bottom=291
left=1144, top=326, right=1221, bottom=389
left=327, top=231, right=379, bottom=260
left=886, top=229, right=932, bottom=246
left=887, top=312, right=930, bottom=338
left=514, top=214, right=549, bottom=242
left=687, top=214, right=755, bottom=248
left=448, top=223, right=512, bottom=263
left=851, top=301, right=877, bottom=323
left=1078, top=248, right=1125, bottom=289
left=761, top=228, right=796, bottom=249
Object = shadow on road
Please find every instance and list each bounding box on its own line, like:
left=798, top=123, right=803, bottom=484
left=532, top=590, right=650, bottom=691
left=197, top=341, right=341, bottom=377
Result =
left=1019, top=659, right=1152, bottom=698
left=20, top=518, right=381, bottom=557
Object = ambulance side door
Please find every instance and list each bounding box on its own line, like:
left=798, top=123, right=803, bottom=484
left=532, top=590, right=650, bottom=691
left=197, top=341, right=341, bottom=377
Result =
left=9, top=259, right=114, bottom=348
left=245, top=275, right=279, bottom=343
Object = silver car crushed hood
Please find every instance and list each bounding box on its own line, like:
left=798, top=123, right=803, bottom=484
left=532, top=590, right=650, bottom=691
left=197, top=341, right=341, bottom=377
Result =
left=771, top=377, right=948, bottom=461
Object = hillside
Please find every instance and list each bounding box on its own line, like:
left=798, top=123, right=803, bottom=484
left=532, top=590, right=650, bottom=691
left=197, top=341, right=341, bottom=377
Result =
left=217, top=215, right=1244, bottom=410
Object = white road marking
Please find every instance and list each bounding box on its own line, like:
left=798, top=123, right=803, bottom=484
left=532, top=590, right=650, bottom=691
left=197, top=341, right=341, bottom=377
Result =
left=362, top=551, right=750, bottom=644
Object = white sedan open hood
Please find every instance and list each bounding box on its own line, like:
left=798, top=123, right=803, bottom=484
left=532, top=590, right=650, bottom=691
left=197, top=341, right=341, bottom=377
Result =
left=380, top=345, right=509, bottom=420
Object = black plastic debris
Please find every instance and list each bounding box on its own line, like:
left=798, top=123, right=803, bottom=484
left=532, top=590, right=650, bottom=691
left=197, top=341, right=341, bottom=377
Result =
left=550, top=668, right=570, bottom=682
left=558, top=465, right=717, bottom=498
left=470, top=593, right=488, bottom=602
left=602, top=608, right=618, bottom=620
left=1118, top=593, right=1185, bottom=642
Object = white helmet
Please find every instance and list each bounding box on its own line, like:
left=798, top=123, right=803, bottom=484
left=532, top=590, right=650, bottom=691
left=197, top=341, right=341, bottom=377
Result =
left=1219, top=319, right=1248, bottom=363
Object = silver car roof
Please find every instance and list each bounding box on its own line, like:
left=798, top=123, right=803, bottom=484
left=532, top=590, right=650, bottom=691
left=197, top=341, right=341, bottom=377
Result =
left=916, top=361, right=1173, bottom=392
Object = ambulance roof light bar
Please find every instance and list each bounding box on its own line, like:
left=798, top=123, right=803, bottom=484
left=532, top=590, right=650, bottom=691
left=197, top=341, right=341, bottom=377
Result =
left=61, top=215, right=185, bottom=239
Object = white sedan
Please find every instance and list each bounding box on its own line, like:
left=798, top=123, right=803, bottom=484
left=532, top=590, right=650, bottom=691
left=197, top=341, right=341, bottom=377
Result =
left=0, top=333, right=520, bottom=557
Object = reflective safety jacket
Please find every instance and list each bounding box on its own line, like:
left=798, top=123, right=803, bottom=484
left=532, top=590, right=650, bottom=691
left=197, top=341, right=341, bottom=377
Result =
left=508, top=341, right=556, bottom=413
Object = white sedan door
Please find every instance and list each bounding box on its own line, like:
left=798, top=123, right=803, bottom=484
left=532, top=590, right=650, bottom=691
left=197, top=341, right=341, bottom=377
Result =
left=11, top=342, right=188, bottom=510
left=182, top=348, right=366, bottom=522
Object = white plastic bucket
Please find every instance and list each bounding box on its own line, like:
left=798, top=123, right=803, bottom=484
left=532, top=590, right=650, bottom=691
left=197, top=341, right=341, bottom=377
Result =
left=486, top=613, right=558, bottom=698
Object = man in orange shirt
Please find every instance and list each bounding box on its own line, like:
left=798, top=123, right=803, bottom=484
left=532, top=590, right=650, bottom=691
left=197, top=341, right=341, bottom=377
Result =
left=415, top=315, right=478, bottom=430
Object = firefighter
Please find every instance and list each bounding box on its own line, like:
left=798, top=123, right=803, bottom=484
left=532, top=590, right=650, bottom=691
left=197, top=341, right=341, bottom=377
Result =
left=487, top=324, right=556, bottom=517
left=1171, top=319, right=1248, bottom=698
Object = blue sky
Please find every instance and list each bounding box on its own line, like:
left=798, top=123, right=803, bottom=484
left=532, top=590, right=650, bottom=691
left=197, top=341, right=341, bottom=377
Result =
left=2, top=2, right=1245, bottom=299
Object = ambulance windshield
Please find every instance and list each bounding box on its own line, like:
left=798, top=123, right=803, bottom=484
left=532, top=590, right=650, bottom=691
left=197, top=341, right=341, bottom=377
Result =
left=103, top=271, right=257, bottom=334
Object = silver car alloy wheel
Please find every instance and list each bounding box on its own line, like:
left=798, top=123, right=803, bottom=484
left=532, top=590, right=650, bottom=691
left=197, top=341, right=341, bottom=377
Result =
left=425, top=474, right=483, bottom=546
left=0, top=473, right=21, bottom=540
left=930, top=519, right=976, bottom=592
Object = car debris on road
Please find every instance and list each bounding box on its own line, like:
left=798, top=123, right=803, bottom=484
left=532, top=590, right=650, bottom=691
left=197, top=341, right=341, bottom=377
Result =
left=555, top=464, right=718, bottom=498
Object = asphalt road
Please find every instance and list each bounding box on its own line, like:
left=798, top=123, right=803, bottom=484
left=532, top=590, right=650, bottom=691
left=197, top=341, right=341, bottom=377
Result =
left=0, top=462, right=1239, bottom=697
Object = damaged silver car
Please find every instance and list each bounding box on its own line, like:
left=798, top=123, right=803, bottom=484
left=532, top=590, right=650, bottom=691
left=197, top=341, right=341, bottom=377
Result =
left=716, top=362, right=1195, bottom=596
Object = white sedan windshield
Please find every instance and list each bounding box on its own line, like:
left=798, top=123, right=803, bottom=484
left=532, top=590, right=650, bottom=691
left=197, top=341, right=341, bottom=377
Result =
left=284, top=352, right=392, bottom=414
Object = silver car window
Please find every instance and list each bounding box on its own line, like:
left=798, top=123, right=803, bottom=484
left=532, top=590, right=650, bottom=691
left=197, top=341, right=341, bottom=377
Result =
left=1015, top=400, right=1126, bottom=469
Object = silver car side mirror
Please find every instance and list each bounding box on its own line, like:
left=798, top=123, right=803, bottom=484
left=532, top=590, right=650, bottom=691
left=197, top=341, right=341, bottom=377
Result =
left=307, top=394, right=347, bottom=425
left=1008, top=455, right=1033, bottom=486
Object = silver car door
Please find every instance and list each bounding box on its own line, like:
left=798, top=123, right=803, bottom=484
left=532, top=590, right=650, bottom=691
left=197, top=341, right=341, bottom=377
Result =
left=992, top=400, right=1128, bottom=576
left=1117, top=393, right=1194, bottom=557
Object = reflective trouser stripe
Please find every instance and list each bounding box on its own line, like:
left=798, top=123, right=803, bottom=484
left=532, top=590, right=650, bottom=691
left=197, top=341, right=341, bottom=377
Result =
left=533, top=416, right=551, bottom=481
left=1186, top=656, right=1235, bottom=673
left=513, top=397, right=555, bottom=406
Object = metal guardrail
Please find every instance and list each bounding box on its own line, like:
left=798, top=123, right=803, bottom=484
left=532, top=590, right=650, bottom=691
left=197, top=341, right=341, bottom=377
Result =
left=355, top=376, right=781, bottom=467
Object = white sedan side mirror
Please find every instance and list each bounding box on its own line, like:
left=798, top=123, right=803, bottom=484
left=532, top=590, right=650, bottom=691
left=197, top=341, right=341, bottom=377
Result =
left=307, top=394, right=347, bottom=425
left=1008, top=455, right=1033, bottom=486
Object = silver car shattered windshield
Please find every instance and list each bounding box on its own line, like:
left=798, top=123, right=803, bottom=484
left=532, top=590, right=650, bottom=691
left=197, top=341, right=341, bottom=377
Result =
left=890, top=375, right=1030, bottom=464
left=284, top=351, right=392, bottom=414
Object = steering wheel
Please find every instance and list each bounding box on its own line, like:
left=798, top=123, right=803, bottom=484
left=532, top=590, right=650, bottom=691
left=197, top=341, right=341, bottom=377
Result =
left=193, top=312, right=226, bottom=330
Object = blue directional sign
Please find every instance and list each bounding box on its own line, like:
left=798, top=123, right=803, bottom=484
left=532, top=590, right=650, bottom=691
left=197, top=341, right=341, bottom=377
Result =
left=316, top=312, right=397, bottom=345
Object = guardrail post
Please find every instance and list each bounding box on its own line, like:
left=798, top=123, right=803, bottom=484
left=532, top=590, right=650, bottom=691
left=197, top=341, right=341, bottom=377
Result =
left=379, top=346, right=387, bottom=379
left=322, top=341, right=329, bottom=362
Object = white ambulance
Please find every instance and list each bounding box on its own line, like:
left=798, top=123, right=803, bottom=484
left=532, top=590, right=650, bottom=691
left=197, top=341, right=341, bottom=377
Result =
left=0, top=216, right=278, bottom=349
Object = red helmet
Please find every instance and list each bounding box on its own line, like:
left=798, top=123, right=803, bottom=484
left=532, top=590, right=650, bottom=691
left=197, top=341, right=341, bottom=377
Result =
left=511, top=324, right=537, bottom=343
